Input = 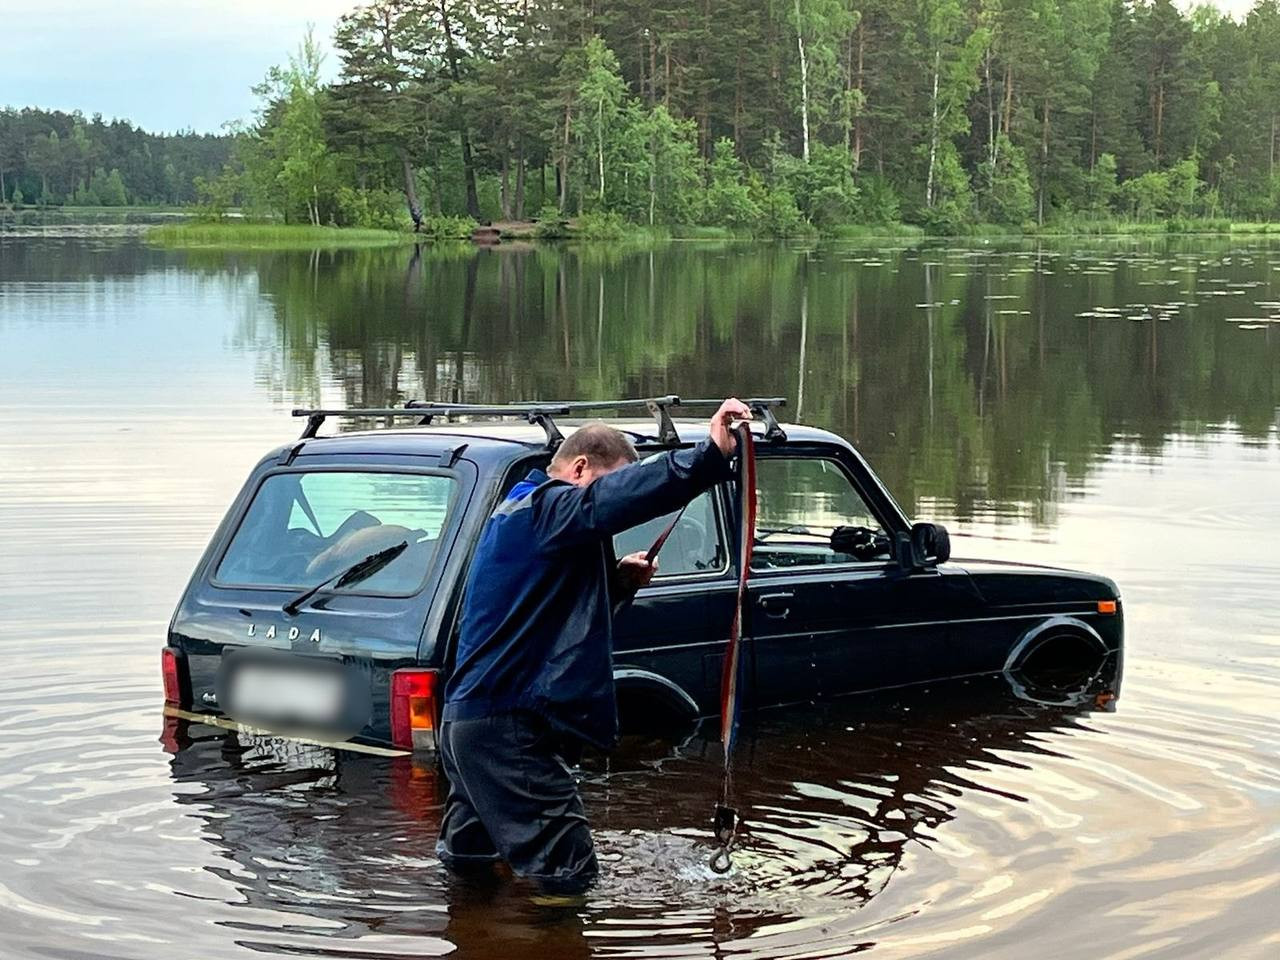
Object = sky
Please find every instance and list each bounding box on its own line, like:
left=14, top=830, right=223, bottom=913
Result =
left=2, top=0, right=353, bottom=134
left=0, top=0, right=1264, bottom=135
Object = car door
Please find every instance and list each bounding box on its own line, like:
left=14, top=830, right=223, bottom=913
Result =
left=610, top=487, right=737, bottom=716
left=742, top=453, right=860, bottom=707
left=747, top=451, right=972, bottom=701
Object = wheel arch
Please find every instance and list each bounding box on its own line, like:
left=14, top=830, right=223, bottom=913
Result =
left=613, top=668, right=701, bottom=722
left=1003, top=615, right=1108, bottom=673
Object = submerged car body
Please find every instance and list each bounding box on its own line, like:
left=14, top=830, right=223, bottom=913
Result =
left=163, top=401, right=1123, bottom=753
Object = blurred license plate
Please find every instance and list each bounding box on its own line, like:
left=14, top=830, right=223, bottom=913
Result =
left=229, top=661, right=345, bottom=727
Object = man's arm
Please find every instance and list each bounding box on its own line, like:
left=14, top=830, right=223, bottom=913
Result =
left=536, top=438, right=732, bottom=548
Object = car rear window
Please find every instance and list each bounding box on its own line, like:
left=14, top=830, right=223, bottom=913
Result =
left=214, top=471, right=457, bottom=594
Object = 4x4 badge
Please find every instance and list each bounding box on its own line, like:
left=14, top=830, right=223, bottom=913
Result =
left=247, top=623, right=321, bottom=643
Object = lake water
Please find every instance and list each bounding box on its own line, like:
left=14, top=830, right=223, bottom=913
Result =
left=1, top=233, right=1277, bottom=959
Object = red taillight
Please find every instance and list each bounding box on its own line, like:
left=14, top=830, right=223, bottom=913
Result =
left=161, top=648, right=183, bottom=705
left=390, top=669, right=439, bottom=750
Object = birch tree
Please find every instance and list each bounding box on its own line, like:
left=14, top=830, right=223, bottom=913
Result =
left=577, top=37, right=626, bottom=205
left=917, top=0, right=986, bottom=212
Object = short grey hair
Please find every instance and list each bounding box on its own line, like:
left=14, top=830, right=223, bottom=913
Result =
left=551, top=422, right=638, bottom=468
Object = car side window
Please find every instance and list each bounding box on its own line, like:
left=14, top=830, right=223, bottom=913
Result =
left=613, top=489, right=726, bottom=577
left=752, top=457, right=890, bottom=569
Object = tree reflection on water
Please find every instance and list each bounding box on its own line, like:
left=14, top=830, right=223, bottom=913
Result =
left=197, top=237, right=1280, bottom=530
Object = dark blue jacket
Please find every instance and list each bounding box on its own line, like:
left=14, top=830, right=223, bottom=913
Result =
left=443, top=439, right=733, bottom=749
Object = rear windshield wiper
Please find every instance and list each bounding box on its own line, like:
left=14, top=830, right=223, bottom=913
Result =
left=282, top=540, right=409, bottom=616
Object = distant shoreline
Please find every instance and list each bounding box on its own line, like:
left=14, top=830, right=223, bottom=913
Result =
left=6, top=208, right=1280, bottom=248
left=144, top=218, right=1280, bottom=249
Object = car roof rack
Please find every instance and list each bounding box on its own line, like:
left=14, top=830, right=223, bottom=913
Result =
left=291, top=396, right=788, bottom=449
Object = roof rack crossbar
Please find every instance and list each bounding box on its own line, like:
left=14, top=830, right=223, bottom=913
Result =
left=292, top=405, right=572, bottom=448
left=403, top=400, right=558, bottom=428
left=513, top=396, right=787, bottom=445
left=291, top=396, right=789, bottom=447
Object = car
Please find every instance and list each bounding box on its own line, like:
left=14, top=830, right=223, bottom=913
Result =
left=162, top=396, right=1123, bottom=754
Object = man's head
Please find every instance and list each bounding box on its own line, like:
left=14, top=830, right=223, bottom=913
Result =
left=547, top=422, right=638, bottom=487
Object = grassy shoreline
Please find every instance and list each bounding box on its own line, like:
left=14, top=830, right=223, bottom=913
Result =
left=140, top=217, right=1280, bottom=250
left=145, top=222, right=417, bottom=249
left=973, top=218, right=1280, bottom=238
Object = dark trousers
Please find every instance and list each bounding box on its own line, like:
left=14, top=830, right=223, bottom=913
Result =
left=436, top=711, right=598, bottom=894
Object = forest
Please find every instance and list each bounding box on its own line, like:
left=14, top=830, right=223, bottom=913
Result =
left=0, top=109, right=230, bottom=208
left=5, top=0, right=1280, bottom=234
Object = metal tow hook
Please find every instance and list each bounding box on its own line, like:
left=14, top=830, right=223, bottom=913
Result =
left=708, top=804, right=738, bottom=874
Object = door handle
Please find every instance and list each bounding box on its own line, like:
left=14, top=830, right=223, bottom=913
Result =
left=758, top=591, right=794, bottom=618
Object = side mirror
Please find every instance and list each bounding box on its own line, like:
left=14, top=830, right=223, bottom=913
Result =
left=909, top=522, right=951, bottom=567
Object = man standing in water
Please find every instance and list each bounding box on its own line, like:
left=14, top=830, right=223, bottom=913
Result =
left=437, top=398, right=752, bottom=894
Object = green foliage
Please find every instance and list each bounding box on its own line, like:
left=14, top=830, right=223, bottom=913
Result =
left=534, top=205, right=570, bottom=238
left=774, top=0, right=859, bottom=157
left=1118, top=170, right=1171, bottom=220
left=71, top=178, right=99, bottom=206
left=982, top=137, right=1034, bottom=226
left=193, top=170, right=239, bottom=221
left=1165, top=157, right=1203, bottom=217
left=778, top=142, right=858, bottom=228
left=237, top=29, right=341, bottom=225
left=99, top=168, right=128, bottom=206
left=336, top=187, right=406, bottom=229
left=574, top=210, right=627, bottom=239
left=70, top=167, right=129, bottom=206
left=1227, top=220, right=1278, bottom=233
left=417, top=215, right=476, bottom=240
left=1085, top=154, right=1119, bottom=217
left=753, top=181, right=810, bottom=237
left=1031, top=216, right=1275, bottom=236
left=10, top=186, right=23, bottom=206
left=920, top=142, right=974, bottom=233
left=853, top=175, right=901, bottom=225
left=702, top=139, right=761, bottom=231
left=642, top=106, right=703, bottom=225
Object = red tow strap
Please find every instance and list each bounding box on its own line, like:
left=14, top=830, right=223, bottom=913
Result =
left=708, top=421, right=755, bottom=873
left=644, top=503, right=687, bottom=565
left=720, top=422, right=755, bottom=758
